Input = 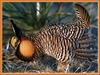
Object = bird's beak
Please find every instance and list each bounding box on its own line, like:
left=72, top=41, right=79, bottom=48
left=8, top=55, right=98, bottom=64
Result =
left=10, top=20, right=22, bottom=39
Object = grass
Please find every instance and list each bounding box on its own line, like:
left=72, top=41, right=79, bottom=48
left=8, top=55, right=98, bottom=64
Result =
left=3, top=45, right=98, bottom=73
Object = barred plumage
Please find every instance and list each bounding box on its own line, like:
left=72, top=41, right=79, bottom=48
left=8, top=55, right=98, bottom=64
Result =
left=74, top=4, right=90, bottom=29
left=8, top=4, right=97, bottom=72
left=35, top=3, right=90, bottom=63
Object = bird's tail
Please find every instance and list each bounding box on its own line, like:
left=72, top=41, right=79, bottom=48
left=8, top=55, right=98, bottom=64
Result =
left=74, top=33, right=97, bottom=63
left=74, top=4, right=90, bottom=29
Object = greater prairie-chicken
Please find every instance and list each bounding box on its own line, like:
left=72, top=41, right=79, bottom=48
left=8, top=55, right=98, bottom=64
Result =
left=8, top=4, right=97, bottom=72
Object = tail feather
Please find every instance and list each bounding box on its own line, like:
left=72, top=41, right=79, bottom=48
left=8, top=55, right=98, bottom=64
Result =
left=75, top=51, right=97, bottom=58
left=74, top=32, right=97, bottom=62
left=78, top=32, right=97, bottom=49
left=74, top=4, right=90, bottom=29
left=75, top=50, right=97, bottom=62
left=75, top=49, right=97, bottom=54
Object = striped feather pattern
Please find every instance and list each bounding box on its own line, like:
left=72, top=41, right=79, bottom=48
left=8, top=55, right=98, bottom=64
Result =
left=34, top=26, right=97, bottom=64
left=74, top=4, right=90, bottom=29
left=9, top=4, right=97, bottom=72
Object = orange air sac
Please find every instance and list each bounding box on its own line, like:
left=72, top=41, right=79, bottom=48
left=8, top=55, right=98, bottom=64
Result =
left=19, top=37, right=35, bottom=57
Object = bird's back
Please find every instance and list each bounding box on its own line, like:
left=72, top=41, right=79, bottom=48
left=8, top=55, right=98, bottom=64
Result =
left=34, top=3, right=90, bottom=63
left=9, top=4, right=97, bottom=72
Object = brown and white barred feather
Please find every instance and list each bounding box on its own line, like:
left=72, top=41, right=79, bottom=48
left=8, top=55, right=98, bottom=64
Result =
left=32, top=4, right=91, bottom=63
left=9, top=4, right=97, bottom=72
left=25, top=4, right=96, bottom=72
left=74, top=4, right=90, bottom=29
left=27, top=28, right=97, bottom=72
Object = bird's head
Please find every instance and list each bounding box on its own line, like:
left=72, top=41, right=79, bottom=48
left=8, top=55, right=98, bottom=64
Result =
left=8, top=20, right=38, bottom=62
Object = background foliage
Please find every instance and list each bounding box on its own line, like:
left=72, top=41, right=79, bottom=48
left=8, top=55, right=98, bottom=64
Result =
left=3, top=2, right=98, bottom=73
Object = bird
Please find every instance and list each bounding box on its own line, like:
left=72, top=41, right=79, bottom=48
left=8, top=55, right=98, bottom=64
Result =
left=8, top=4, right=97, bottom=72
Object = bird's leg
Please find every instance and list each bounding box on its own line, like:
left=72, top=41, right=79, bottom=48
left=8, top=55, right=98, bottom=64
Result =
left=57, top=62, right=67, bottom=73
left=74, top=63, right=84, bottom=73
left=65, top=64, right=70, bottom=73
